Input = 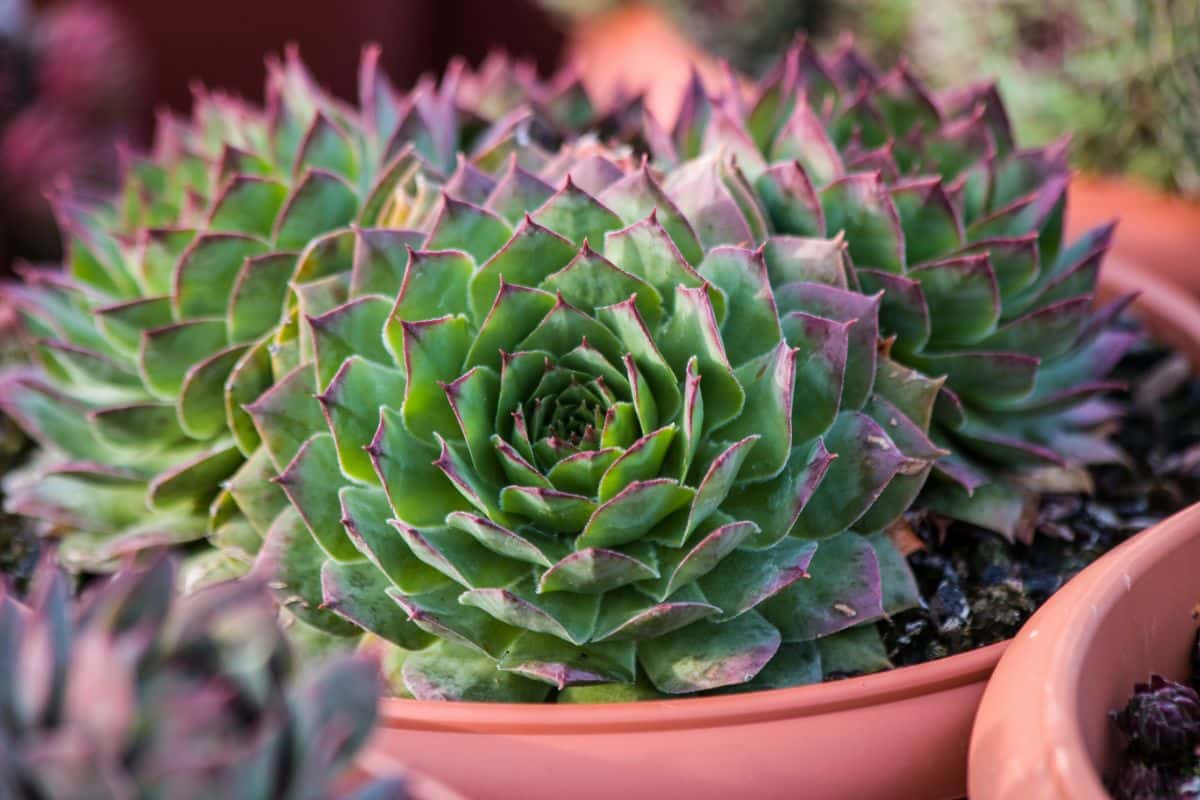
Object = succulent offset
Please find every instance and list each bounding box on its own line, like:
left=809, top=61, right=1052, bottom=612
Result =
left=0, top=38, right=1133, bottom=701
left=638, top=38, right=1131, bottom=541
left=0, top=555, right=407, bottom=799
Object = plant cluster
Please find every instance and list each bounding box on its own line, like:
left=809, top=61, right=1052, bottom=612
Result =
left=0, top=555, right=408, bottom=798
left=0, top=39, right=1127, bottom=701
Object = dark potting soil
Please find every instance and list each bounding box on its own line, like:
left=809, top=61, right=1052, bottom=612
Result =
left=0, top=411, right=37, bottom=595
left=883, top=339, right=1200, bottom=668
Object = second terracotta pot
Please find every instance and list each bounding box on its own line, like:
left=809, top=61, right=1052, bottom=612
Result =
left=968, top=503, right=1200, bottom=799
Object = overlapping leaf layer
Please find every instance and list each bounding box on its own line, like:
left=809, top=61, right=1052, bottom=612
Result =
left=643, top=39, right=1130, bottom=540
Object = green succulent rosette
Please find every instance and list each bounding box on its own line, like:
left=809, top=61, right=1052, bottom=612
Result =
left=643, top=39, right=1133, bottom=541
left=0, top=48, right=634, bottom=572
left=246, top=129, right=943, bottom=698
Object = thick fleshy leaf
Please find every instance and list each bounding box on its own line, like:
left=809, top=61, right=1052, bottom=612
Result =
left=464, top=283, right=556, bottom=373
left=227, top=252, right=297, bottom=343
left=423, top=195, right=512, bottom=263
left=699, top=537, right=817, bottom=619
left=148, top=443, right=242, bottom=511
left=273, top=169, right=359, bottom=251
left=401, top=641, right=550, bottom=702
left=532, top=177, right=623, bottom=247
left=139, top=319, right=228, bottom=400
left=467, top=216, right=575, bottom=321
left=638, top=610, right=780, bottom=694
left=760, top=532, right=884, bottom=641
left=275, top=434, right=358, bottom=561
left=340, top=486, right=448, bottom=595
left=349, top=228, right=425, bottom=300
left=792, top=412, right=911, bottom=539
left=578, top=479, right=694, bottom=549
left=321, top=560, right=433, bottom=649
left=817, top=625, right=891, bottom=678
left=177, top=345, right=249, bottom=439
left=244, top=362, right=324, bottom=471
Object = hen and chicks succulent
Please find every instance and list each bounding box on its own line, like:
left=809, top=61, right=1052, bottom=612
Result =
left=0, top=38, right=1127, bottom=701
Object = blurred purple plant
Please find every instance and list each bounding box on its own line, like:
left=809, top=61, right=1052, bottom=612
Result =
left=0, top=0, right=139, bottom=271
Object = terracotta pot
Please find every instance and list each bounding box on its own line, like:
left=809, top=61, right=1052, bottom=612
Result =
left=565, top=3, right=727, bottom=125
left=361, top=259, right=1200, bottom=800
left=968, top=502, right=1200, bottom=800
left=1068, top=175, right=1200, bottom=299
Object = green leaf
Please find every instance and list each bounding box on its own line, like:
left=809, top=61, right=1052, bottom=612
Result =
left=244, top=362, right=324, bottom=472
left=139, top=319, right=228, bottom=400
left=273, top=169, right=359, bottom=251
left=697, top=247, right=782, bottom=366
left=340, top=485, right=450, bottom=595
left=717, top=342, right=796, bottom=481
left=578, top=479, right=694, bottom=549
left=349, top=227, right=424, bottom=298
left=597, top=425, right=676, bottom=502
left=638, top=610, right=781, bottom=694
left=816, top=625, right=891, bottom=678
left=464, top=284, right=556, bottom=373
left=423, top=196, right=512, bottom=263
left=760, top=532, right=883, bottom=641
left=321, top=560, right=433, bottom=649
left=792, top=412, right=911, bottom=539
left=467, top=217, right=576, bottom=322
left=532, top=178, right=623, bottom=247
left=401, top=641, right=550, bottom=702
left=207, top=175, right=287, bottom=237
left=396, top=315, right=472, bottom=444
left=148, top=443, right=242, bottom=511
left=227, top=252, right=298, bottom=343
left=276, top=433, right=358, bottom=561
left=318, top=357, right=404, bottom=484
left=308, top=296, right=392, bottom=391
left=499, top=486, right=597, bottom=532
left=177, top=344, right=249, bottom=440
left=369, top=406, right=467, bottom=527
left=541, top=244, right=663, bottom=327
left=393, top=249, right=474, bottom=323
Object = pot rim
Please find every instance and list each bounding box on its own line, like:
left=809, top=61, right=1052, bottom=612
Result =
left=379, top=258, right=1196, bottom=736
left=379, top=640, right=1005, bottom=733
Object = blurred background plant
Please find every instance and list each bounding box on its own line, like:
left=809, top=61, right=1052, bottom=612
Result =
left=0, top=0, right=139, bottom=273
left=542, top=0, right=1200, bottom=196
left=0, top=555, right=427, bottom=798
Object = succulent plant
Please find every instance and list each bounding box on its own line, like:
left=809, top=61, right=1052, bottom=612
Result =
left=1, top=39, right=1131, bottom=701
left=0, top=47, right=629, bottom=573
left=0, top=555, right=407, bottom=799
left=633, top=38, right=1129, bottom=541
left=262, top=141, right=942, bottom=698
left=1112, top=675, right=1200, bottom=763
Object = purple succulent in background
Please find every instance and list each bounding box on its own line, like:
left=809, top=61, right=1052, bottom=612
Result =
left=1112, top=675, right=1200, bottom=763
left=0, top=554, right=415, bottom=799
left=34, top=0, right=140, bottom=124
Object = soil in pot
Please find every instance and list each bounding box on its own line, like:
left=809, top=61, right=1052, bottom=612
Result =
left=883, top=336, right=1200, bottom=671
left=1108, top=652, right=1200, bottom=800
